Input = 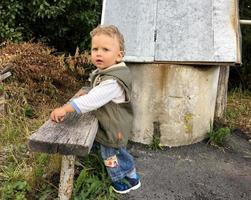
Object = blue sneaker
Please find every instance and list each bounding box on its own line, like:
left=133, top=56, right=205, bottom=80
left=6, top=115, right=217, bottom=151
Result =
left=112, top=174, right=141, bottom=194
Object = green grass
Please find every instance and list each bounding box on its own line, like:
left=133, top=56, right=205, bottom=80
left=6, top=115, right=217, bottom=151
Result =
left=207, top=124, right=231, bottom=146
left=224, top=89, right=251, bottom=133
left=207, top=88, right=251, bottom=147
left=149, top=135, right=163, bottom=151
left=73, top=154, right=118, bottom=200
left=0, top=85, right=118, bottom=199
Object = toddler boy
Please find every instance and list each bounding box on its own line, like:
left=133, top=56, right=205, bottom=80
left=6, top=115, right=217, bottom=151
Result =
left=50, top=25, right=141, bottom=194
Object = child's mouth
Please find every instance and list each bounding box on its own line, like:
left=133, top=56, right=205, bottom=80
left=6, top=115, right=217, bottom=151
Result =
left=96, top=59, right=103, bottom=63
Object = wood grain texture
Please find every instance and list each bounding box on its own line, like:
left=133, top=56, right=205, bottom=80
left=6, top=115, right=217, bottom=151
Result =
left=215, top=66, right=229, bottom=119
left=102, top=0, right=157, bottom=62
left=28, top=112, right=98, bottom=156
left=58, top=155, right=75, bottom=200
left=101, top=0, right=241, bottom=64
left=0, top=72, right=12, bottom=81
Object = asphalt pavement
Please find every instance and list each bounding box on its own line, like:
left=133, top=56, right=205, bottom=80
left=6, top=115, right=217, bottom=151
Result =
left=122, top=130, right=251, bottom=200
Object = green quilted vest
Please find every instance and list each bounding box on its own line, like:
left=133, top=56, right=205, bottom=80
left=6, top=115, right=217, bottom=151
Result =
left=89, top=62, right=133, bottom=148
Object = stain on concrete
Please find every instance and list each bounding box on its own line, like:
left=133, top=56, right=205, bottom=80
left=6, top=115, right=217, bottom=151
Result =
left=184, top=113, right=193, bottom=135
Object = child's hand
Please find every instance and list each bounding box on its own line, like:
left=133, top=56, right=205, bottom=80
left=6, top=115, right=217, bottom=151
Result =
left=50, top=107, right=66, bottom=122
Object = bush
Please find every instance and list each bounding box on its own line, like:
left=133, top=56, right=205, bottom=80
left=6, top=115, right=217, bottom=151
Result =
left=0, top=0, right=102, bottom=53
left=0, top=0, right=24, bottom=42
left=207, top=124, right=231, bottom=146
left=229, top=0, right=251, bottom=91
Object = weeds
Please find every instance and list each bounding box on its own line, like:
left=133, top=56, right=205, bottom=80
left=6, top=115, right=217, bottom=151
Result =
left=73, top=153, right=118, bottom=200
left=0, top=86, right=118, bottom=199
left=1, top=180, right=31, bottom=200
left=149, top=135, right=163, bottom=150
left=207, top=123, right=231, bottom=146
left=224, top=89, right=251, bottom=133
left=0, top=87, right=59, bottom=198
left=150, top=121, right=163, bottom=150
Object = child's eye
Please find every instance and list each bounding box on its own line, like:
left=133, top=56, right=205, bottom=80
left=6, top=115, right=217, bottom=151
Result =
left=103, top=48, right=109, bottom=51
left=92, top=48, right=98, bottom=51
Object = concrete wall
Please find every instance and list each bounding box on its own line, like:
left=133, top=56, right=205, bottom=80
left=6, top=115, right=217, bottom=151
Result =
left=128, top=64, right=220, bottom=147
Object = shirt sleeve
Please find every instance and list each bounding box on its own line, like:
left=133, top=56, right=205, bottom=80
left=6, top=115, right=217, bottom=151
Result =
left=70, top=79, right=125, bottom=114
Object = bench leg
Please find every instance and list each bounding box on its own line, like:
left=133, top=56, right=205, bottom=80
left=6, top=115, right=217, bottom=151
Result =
left=0, top=94, right=6, bottom=115
left=58, top=155, right=75, bottom=200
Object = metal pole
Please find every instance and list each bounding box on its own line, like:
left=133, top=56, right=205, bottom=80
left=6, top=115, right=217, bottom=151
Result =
left=240, top=20, right=251, bottom=25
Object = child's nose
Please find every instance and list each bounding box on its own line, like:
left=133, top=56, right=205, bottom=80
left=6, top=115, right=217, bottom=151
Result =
left=96, top=49, right=102, bottom=56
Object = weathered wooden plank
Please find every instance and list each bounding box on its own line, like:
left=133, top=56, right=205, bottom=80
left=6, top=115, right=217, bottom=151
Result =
left=58, top=155, right=75, bottom=200
left=213, top=0, right=241, bottom=63
left=102, top=0, right=157, bottom=62
left=101, top=0, right=241, bottom=64
left=215, top=66, right=229, bottom=120
left=0, top=72, right=12, bottom=82
left=28, top=112, right=98, bottom=156
left=155, top=0, right=240, bottom=64
left=0, top=94, right=5, bottom=115
left=0, top=63, right=14, bottom=75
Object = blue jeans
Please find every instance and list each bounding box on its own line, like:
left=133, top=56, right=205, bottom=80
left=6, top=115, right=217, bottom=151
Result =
left=92, top=142, right=135, bottom=182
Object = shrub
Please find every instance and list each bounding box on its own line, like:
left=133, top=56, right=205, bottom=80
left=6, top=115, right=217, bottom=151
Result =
left=207, top=125, right=231, bottom=146
left=229, top=0, right=251, bottom=91
left=0, top=0, right=102, bottom=53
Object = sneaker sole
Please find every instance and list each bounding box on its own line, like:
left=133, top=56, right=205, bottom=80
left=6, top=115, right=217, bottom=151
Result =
left=112, top=180, right=141, bottom=194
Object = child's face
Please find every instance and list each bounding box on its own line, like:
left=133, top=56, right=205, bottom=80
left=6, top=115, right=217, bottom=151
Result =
left=91, top=34, right=123, bottom=70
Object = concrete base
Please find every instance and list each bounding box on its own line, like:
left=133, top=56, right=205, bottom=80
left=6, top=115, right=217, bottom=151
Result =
left=128, top=63, right=220, bottom=147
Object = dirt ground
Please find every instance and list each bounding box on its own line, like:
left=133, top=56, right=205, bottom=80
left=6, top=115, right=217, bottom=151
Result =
left=122, top=130, right=251, bottom=200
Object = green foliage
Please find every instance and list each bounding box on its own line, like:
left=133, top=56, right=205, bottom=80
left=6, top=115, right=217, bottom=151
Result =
left=1, top=180, right=31, bottom=200
left=224, top=89, right=251, bottom=132
left=0, top=0, right=24, bottom=42
left=73, top=153, right=118, bottom=200
left=23, top=104, right=35, bottom=118
left=36, top=185, right=57, bottom=200
left=34, top=153, right=49, bottom=177
left=31, top=0, right=71, bottom=19
left=229, top=0, right=251, bottom=90
left=207, top=124, right=231, bottom=146
left=0, top=0, right=102, bottom=53
left=150, top=135, right=163, bottom=151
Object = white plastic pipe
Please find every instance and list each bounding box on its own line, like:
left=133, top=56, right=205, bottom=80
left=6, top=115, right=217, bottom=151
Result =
left=240, top=20, right=251, bottom=25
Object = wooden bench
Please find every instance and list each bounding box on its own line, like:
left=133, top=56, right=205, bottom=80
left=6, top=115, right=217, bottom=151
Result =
left=1, top=65, right=12, bottom=115
left=28, top=111, right=98, bottom=200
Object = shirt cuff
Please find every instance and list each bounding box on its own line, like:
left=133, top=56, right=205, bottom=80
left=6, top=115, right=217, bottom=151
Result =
left=70, top=101, right=81, bottom=114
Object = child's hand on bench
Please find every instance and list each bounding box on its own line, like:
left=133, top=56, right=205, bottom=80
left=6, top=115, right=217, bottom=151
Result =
left=50, top=104, right=75, bottom=122
left=50, top=88, right=88, bottom=122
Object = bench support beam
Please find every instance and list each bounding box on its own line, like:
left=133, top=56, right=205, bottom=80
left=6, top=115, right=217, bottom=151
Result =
left=58, top=155, right=76, bottom=200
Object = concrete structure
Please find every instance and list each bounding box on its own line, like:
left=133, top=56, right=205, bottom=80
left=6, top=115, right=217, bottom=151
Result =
left=129, top=64, right=220, bottom=146
left=101, top=0, right=241, bottom=146
left=102, top=0, right=241, bottom=64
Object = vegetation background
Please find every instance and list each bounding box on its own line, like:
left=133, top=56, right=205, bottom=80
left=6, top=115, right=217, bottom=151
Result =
left=0, top=0, right=250, bottom=90
left=0, top=0, right=250, bottom=199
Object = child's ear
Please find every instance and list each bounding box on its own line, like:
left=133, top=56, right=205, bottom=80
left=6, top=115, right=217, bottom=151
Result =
left=117, top=51, right=124, bottom=62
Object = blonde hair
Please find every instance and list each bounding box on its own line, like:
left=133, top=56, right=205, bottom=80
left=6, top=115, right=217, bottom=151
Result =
left=90, top=25, right=125, bottom=52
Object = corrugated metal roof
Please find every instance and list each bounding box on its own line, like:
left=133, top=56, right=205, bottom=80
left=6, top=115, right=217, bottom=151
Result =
left=102, top=0, right=241, bottom=65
